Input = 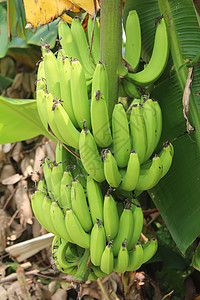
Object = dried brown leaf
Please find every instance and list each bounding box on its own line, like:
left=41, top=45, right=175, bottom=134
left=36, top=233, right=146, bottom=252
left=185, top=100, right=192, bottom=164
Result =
left=0, top=145, right=6, bottom=162
left=0, top=286, right=7, bottom=300
left=31, top=146, right=45, bottom=182
left=2, top=174, right=22, bottom=185
left=51, top=288, right=67, bottom=300
left=20, top=156, right=34, bottom=177
left=12, top=142, right=23, bottom=162
left=0, top=164, right=16, bottom=182
left=14, top=180, right=33, bottom=225
left=2, top=143, right=13, bottom=153
left=182, top=67, right=195, bottom=132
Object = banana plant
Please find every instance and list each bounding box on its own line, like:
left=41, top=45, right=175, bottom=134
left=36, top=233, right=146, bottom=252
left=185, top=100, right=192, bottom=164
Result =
left=0, top=0, right=200, bottom=271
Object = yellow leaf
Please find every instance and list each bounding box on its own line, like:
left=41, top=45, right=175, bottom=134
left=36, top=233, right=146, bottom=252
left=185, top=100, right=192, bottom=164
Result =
left=69, top=0, right=100, bottom=16
left=23, top=0, right=80, bottom=28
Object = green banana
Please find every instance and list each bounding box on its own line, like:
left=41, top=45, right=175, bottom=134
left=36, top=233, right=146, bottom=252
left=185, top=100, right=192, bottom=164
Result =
left=112, top=206, right=134, bottom=257
left=53, top=100, right=80, bottom=149
left=112, top=102, right=131, bottom=168
left=119, top=151, right=140, bottom=191
left=142, top=97, right=157, bottom=162
left=65, top=209, right=90, bottom=249
left=103, top=149, right=122, bottom=188
left=36, top=61, right=48, bottom=131
left=127, top=242, right=144, bottom=271
left=57, top=52, right=78, bottom=127
left=100, top=242, right=114, bottom=275
left=50, top=201, right=74, bottom=242
left=71, top=179, right=93, bottom=232
left=128, top=199, right=144, bottom=250
left=103, top=190, right=119, bottom=241
left=87, top=16, right=100, bottom=65
left=42, top=195, right=58, bottom=235
left=51, top=235, right=61, bottom=268
left=73, top=249, right=91, bottom=281
left=31, top=190, right=52, bottom=233
left=71, top=17, right=95, bottom=76
left=129, top=103, right=148, bottom=164
left=142, top=238, right=158, bottom=263
left=90, top=219, right=106, bottom=266
left=58, top=20, right=82, bottom=63
left=56, top=240, right=78, bottom=270
left=91, top=62, right=112, bottom=148
left=159, top=141, right=174, bottom=178
left=127, top=17, right=169, bottom=86
left=79, top=127, right=105, bottom=182
left=113, top=242, right=129, bottom=273
left=50, top=163, right=63, bottom=204
left=153, top=100, right=162, bottom=149
left=43, top=48, right=61, bottom=99
left=60, top=168, right=73, bottom=210
left=124, top=10, right=141, bottom=72
left=86, top=175, right=104, bottom=225
left=45, top=92, right=66, bottom=143
left=71, top=59, right=91, bottom=130
left=41, top=157, right=53, bottom=192
left=135, top=155, right=163, bottom=190
left=122, top=78, right=141, bottom=99
left=92, top=266, right=107, bottom=278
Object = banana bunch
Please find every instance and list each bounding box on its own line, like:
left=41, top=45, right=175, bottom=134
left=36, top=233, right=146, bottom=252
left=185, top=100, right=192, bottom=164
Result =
left=122, top=10, right=169, bottom=98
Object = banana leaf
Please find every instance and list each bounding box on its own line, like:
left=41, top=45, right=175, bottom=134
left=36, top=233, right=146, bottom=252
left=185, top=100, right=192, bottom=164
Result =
left=124, top=0, right=200, bottom=253
left=0, top=96, right=53, bottom=143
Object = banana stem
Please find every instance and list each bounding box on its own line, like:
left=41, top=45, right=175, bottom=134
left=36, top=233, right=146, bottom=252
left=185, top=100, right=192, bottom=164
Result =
left=73, top=249, right=91, bottom=282
left=100, top=0, right=123, bottom=118
left=97, top=278, right=111, bottom=300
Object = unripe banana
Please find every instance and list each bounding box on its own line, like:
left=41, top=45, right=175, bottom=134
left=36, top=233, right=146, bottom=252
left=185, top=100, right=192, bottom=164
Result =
left=60, top=168, right=73, bottom=210
left=159, top=141, right=174, bottom=178
left=41, top=157, right=53, bottom=192
left=36, top=61, right=49, bottom=131
left=103, top=190, right=119, bottom=241
left=135, top=154, right=163, bottom=190
left=103, top=149, right=122, bottom=188
left=73, top=249, right=91, bottom=281
left=31, top=190, right=52, bottom=232
left=57, top=52, right=78, bottom=127
left=128, top=199, right=144, bottom=250
left=50, top=163, right=63, bottom=204
left=86, top=175, right=104, bottom=225
left=45, top=92, right=66, bottom=143
left=142, top=238, right=158, bottom=263
left=100, top=242, right=114, bottom=275
left=112, top=206, right=134, bottom=257
left=124, top=10, right=141, bottom=72
left=113, top=242, right=129, bottom=273
left=56, top=240, right=78, bottom=270
left=153, top=100, right=162, bottom=149
left=119, top=151, right=140, bottom=191
left=127, top=242, right=143, bottom=271
left=42, top=195, right=58, bottom=235
left=55, top=143, right=67, bottom=173
left=71, top=179, right=92, bottom=232
left=91, top=62, right=112, bottom=148
left=43, top=48, right=61, bottom=99
left=129, top=103, right=148, bottom=164
left=58, top=20, right=82, bottom=64
left=50, top=201, right=74, bottom=242
left=127, top=18, right=169, bottom=86
left=71, top=59, right=91, bottom=130
left=92, top=266, right=107, bottom=278
left=65, top=209, right=90, bottom=249
left=112, top=102, right=131, bottom=168
left=122, top=79, right=141, bottom=99
left=142, top=97, right=157, bottom=162
left=71, top=17, right=95, bottom=76
left=51, top=235, right=61, bottom=267
left=53, top=100, right=80, bottom=149
left=79, top=126, right=105, bottom=182
left=90, top=219, right=106, bottom=266
left=87, top=16, right=100, bottom=65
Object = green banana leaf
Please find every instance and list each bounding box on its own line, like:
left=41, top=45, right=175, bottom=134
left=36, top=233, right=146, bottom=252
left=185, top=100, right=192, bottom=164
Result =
left=0, top=96, right=53, bottom=143
left=124, top=0, right=200, bottom=253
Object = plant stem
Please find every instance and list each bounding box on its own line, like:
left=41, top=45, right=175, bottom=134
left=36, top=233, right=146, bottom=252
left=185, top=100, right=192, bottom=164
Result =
left=100, top=0, right=123, bottom=118
left=97, top=278, right=111, bottom=300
